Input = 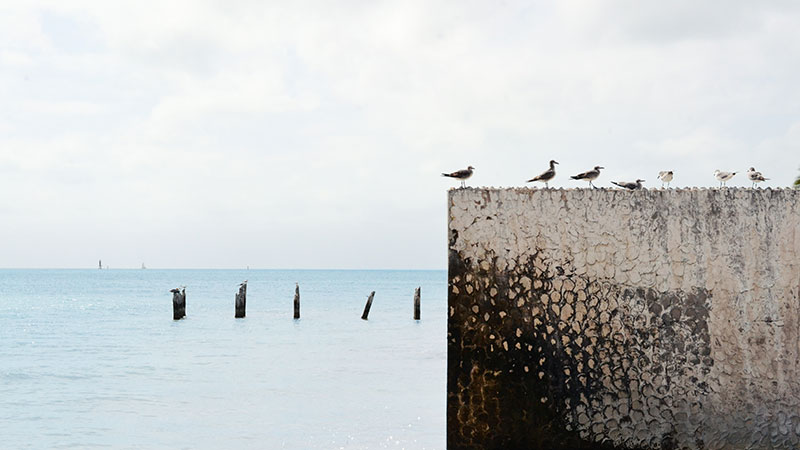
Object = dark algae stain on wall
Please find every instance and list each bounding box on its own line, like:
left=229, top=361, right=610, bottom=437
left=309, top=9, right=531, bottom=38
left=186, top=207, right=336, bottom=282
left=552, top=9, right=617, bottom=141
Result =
left=448, top=249, right=710, bottom=449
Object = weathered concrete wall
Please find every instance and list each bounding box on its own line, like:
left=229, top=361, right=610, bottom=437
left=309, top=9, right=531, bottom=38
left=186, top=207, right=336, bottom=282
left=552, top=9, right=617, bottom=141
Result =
left=447, top=188, right=800, bottom=450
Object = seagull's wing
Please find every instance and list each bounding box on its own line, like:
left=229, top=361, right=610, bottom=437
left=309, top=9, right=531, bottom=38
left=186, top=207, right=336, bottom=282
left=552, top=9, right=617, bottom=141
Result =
left=527, top=168, right=552, bottom=182
left=612, top=181, right=636, bottom=189
left=443, top=169, right=471, bottom=178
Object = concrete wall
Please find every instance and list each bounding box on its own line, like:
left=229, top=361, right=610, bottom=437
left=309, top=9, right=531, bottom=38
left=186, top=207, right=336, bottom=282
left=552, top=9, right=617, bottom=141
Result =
left=447, top=188, right=800, bottom=450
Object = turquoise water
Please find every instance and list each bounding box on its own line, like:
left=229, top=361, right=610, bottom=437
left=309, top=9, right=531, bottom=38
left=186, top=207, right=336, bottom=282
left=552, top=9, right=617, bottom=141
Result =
left=0, top=269, right=446, bottom=449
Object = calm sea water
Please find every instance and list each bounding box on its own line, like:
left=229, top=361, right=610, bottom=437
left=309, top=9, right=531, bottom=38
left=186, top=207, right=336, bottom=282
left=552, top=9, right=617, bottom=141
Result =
left=0, top=269, right=447, bottom=449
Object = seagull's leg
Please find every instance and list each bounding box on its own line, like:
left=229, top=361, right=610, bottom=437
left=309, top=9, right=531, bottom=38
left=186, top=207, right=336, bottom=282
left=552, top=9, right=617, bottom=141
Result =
left=545, top=182, right=549, bottom=189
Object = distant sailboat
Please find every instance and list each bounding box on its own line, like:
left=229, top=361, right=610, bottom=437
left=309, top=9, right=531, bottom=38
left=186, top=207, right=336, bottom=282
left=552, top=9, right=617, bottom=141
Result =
left=141, top=263, right=147, bottom=269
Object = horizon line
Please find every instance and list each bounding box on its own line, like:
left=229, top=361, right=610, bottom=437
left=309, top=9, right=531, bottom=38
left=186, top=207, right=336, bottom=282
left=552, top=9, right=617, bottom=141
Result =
left=0, top=267, right=447, bottom=271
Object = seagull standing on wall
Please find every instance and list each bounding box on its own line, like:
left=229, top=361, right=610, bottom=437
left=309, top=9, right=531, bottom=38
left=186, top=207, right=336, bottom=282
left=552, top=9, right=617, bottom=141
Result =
left=714, top=170, right=736, bottom=187
left=611, top=179, right=645, bottom=190
left=442, top=166, right=475, bottom=188
left=657, top=171, right=673, bottom=188
left=747, top=167, right=769, bottom=188
left=570, top=166, right=604, bottom=189
left=527, top=160, right=558, bottom=188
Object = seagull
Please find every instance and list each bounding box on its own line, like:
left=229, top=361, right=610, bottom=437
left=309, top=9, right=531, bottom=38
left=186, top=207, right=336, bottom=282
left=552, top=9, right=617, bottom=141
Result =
left=570, top=166, right=604, bottom=188
left=442, top=166, right=475, bottom=188
left=714, top=170, right=737, bottom=187
left=747, top=167, right=769, bottom=188
left=170, top=287, right=181, bottom=294
left=611, top=179, right=645, bottom=190
left=527, top=160, right=558, bottom=188
left=239, top=280, right=248, bottom=287
left=657, top=171, right=673, bottom=188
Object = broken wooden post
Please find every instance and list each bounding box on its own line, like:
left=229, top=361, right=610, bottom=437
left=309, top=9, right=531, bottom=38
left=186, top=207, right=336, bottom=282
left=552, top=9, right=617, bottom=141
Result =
left=171, top=287, right=186, bottom=320
left=293, top=283, right=300, bottom=319
left=235, top=280, right=247, bottom=318
left=361, top=291, right=375, bottom=320
left=414, top=287, right=421, bottom=320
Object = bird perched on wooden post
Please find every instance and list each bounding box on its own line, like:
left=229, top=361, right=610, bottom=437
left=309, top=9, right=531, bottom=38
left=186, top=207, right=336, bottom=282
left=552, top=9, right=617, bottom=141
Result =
left=747, top=167, right=769, bottom=188
left=611, top=179, right=645, bottom=190
left=714, top=170, right=737, bottom=187
left=570, top=166, right=604, bottom=188
left=442, top=166, right=474, bottom=188
left=527, top=160, right=558, bottom=188
left=657, top=171, right=673, bottom=188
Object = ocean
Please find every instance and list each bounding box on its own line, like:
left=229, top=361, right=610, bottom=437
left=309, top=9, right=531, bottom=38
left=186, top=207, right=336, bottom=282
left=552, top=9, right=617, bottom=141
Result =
left=0, top=269, right=447, bottom=449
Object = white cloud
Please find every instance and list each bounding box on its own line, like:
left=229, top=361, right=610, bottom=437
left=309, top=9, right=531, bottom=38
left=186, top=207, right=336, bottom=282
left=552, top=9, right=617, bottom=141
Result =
left=0, top=49, right=34, bottom=67
left=21, top=99, right=107, bottom=115
left=558, top=0, right=800, bottom=43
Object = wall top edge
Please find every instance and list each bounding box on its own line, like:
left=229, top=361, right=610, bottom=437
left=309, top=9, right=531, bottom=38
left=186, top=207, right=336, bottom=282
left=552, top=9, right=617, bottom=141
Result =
left=447, top=187, right=799, bottom=192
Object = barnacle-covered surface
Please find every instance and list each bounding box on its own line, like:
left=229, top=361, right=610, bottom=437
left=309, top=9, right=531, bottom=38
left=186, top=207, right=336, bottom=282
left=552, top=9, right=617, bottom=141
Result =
left=447, top=188, right=800, bottom=450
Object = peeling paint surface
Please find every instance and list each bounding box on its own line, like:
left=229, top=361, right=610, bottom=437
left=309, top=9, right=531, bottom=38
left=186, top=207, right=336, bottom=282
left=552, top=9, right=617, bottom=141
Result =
left=447, top=188, right=800, bottom=450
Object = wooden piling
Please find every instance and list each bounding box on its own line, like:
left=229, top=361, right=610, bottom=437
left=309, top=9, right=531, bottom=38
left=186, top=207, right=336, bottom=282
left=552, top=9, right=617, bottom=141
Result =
left=414, top=287, right=421, bottom=320
left=361, top=291, right=375, bottom=320
left=235, top=281, right=247, bottom=318
left=171, top=287, right=186, bottom=320
left=293, top=283, right=300, bottom=319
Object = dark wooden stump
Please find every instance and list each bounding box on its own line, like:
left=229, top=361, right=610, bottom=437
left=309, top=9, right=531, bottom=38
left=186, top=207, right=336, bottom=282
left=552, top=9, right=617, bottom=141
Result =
left=293, top=283, right=300, bottom=319
left=414, top=287, right=421, bottom=320
left=361, top=291, right=375, bottom=320
left=235, top=281, right=247, bottom=318
left=171, top=287, right=186, bottom=320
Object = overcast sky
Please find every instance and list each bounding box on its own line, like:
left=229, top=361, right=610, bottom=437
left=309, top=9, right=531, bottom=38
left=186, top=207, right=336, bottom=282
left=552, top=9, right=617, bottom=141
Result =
left=1, top=1, right=799, bottom=269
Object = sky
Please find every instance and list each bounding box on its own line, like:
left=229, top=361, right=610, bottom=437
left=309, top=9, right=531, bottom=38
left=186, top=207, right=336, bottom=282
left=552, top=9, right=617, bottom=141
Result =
left=1, top=1, right=799, bottom=269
